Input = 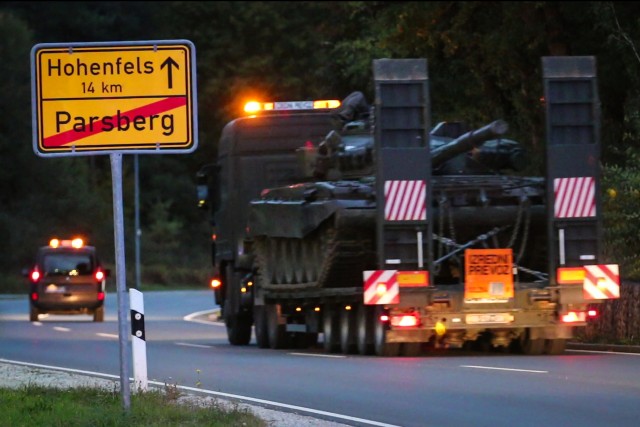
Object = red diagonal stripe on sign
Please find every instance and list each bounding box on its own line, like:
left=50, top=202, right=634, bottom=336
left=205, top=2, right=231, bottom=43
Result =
left=43, top=97, right=187, bottom=147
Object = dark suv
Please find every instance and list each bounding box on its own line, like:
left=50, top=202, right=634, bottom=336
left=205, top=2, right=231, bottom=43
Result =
left=25, top=238, right=109, bottom=322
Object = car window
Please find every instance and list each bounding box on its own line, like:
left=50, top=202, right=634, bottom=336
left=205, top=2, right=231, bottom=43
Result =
left=42, top=253, right=94, bottom=276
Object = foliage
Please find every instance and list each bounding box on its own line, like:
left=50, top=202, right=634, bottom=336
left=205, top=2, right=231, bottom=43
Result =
left=0, top=384, right=266, bottom=426
left=602, top=152, right=640, bottom=279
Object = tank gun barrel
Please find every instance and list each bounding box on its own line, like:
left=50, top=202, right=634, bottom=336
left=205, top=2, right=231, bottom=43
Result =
left=431, top=120, right=509, bottom=167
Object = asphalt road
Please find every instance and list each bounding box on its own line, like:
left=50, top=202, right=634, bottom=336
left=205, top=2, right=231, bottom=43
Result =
left=1, top=290, right=639, bottom=427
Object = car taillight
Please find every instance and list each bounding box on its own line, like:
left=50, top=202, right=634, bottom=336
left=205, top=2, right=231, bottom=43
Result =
left=95, top=270, right=104, bottom=281
left=30, top=270, right=40, bottom=283
left=31, top=292, right=39, bottom=301
left=98, top=291, right=105, bottom=301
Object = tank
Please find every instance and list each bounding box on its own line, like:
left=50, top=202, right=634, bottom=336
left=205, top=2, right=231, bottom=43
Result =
left=247, top=92, right=547, bottom=293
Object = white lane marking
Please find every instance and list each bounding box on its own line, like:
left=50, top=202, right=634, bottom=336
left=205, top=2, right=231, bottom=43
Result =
left=461, top=365, right=547, bottom=373
left=32, top=322, right=43, bottom=326
left=290, top=352, right=346, bottom=359
left=174, top=384, right=402, bottom=427
left=0, top=358, right=399, bottom=427
left=183, top=309, right=221, bottom=325
left=567, top=349, right=640, bottom=356
left=96, top=333, right=119, bottom=339
left=53, top=326, right=70, bottom=332
left=175, top=342, right=213, bottom=349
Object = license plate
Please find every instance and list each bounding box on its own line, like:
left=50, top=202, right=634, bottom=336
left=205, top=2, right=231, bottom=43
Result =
left=466, top=313, right=513, bottom=324
left=45, top=284, right=66, bottom=293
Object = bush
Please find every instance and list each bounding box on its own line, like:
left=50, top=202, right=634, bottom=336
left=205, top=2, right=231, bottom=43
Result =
left=602, top=156, right=640, bottom=280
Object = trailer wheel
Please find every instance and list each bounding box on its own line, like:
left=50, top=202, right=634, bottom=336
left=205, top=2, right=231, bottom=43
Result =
left=292, top=332, right=319, bottom=349
left=254, top=305, right=270, bottom=348
left=545, top=338, right=566, bottom=355
left=356, top=304, right=374, bottom=355
left=519, top=328, right=544, bottom=355
left=401, top=343, right=422, bottom=357
left=373, top=306, right=400, bottom=357
left=322, top=305, right=341, bottom=353
left=340, top=306, right=357, bottom=354
left=266, top=303, right=289, bottom=349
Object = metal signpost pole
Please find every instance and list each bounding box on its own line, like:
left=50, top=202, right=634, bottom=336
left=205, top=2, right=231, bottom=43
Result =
left=134, top=154, right=141, bottom=290
left=110, top=153, right=131, bottom=410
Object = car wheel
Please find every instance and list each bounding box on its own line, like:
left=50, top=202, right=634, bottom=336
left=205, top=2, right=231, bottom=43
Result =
left=93, top=306, right=105, bottom=322
left=30, top=306, right=39, bottom=322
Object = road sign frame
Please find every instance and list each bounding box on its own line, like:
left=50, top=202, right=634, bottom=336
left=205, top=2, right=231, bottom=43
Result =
left=31, top=39, right=198, bottom=157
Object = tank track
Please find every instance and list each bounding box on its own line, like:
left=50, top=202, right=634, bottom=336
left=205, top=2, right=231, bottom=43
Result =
left=254, top=211, right=377, bottom=292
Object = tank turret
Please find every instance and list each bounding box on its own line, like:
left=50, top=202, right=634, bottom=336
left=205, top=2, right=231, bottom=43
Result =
left=301, top=116, right=526, bottom=180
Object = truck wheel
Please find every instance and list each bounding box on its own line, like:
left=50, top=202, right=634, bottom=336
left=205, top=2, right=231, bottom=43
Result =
left=356, top=304, right=374, bottom=355
left=225, top=302, right=252, bottom=346
left=340, top=307, right=357, bottom=354
left=254, top=305, right=270, bottom=348
left=30, top=306, right=39, bottom=322
left=322, top=305, right=341, bottom=353
left=373, top=306, right=400, bottom=357
left=224, top=267, right=252, bottom=346
left=266, top=303, right=289, bottom=349
left=545, top=338, right=566, bottom=355
left=93, top=306, right=105, bottom=322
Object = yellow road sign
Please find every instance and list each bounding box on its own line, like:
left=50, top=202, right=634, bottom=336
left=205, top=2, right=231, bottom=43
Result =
left=31, top=40, right=197, bottom=156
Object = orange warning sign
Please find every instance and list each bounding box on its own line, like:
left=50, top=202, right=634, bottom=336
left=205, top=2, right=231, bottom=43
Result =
left=464, top=248, right=514, bottom=303
left=397, top=271, right=429, bottom=287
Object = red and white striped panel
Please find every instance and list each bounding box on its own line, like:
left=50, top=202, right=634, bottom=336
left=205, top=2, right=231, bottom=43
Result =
left=554, top=177, right=596, bottom=218
left=583, top=264, right=620, bottom=300
left=384, top=180, right=426, bottom=221
left=363, top=270, right=399, bottom=305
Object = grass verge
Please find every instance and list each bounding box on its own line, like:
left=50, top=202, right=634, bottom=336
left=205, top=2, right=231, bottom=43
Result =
left=0, top=384, right=267, bottom=426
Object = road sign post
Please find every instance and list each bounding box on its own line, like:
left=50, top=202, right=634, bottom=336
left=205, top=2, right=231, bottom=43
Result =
left=30, top=40, right=197, bottom=412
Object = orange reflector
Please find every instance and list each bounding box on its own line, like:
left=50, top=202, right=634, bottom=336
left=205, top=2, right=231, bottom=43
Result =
left=210, top=279, right=221, bottom=289
left=557, top=267, right=585, bottom=284
left=397, top=271, right=429, bottom=287
left=561, top=311, right=587, bottom=323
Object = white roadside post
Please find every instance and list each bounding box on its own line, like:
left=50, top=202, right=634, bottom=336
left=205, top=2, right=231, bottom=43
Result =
left=130, top=288, right=148, bottom=392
